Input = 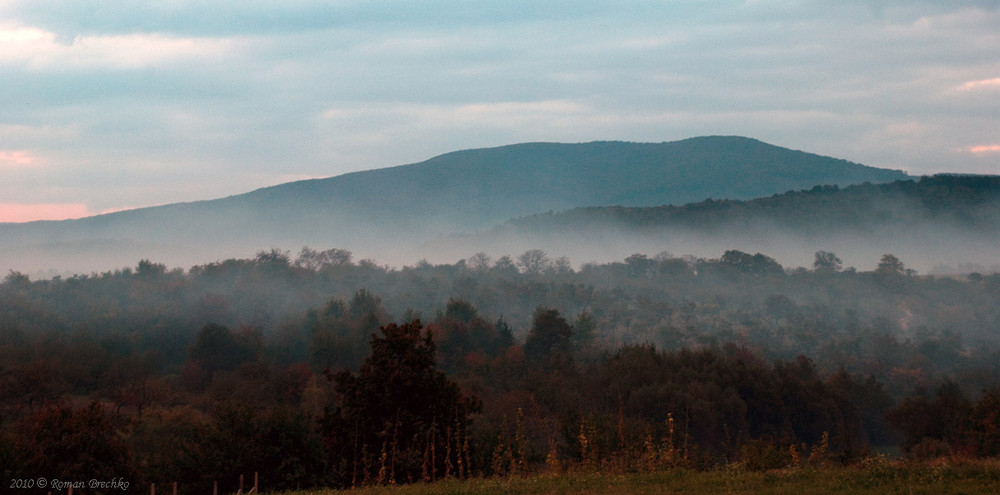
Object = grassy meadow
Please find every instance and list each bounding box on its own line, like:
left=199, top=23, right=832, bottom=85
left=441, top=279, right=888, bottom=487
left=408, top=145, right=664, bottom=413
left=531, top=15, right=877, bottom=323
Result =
left=275, top=458, right=1000, bottom=495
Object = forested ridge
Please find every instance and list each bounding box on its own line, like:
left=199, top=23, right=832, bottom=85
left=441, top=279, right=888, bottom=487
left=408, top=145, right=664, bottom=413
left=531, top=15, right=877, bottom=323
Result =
left=3, top=244, right=1000, bottom=492
left=503, top=174, right=1000, bottom=236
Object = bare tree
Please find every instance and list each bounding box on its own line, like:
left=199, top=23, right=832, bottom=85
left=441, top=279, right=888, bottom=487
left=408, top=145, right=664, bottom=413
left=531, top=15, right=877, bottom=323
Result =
left=517, top=249, right=551, bottom=275
left=468, top=252, right=492, bottom=272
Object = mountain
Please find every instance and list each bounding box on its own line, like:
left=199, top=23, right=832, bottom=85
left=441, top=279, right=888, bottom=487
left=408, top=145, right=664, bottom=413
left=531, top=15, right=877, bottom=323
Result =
left=456, top=174, right=1000, bottom=272
left=0, top=136, right=910, bottom=274
left=226, top=136, right=908, bottom=230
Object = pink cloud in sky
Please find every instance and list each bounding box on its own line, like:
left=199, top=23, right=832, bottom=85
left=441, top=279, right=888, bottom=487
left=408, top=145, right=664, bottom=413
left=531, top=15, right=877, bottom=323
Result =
left=0, top=150, right=36, bottom=167
left=961, top=77, right=1000, bottom=90
left=969, top=145, right=1000, bottom=154
left=0, top=203, right=92, bottom=223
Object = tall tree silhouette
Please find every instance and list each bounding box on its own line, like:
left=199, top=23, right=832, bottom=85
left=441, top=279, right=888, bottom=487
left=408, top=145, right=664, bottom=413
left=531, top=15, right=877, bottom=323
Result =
left=320, top=320, right=479, bottom=486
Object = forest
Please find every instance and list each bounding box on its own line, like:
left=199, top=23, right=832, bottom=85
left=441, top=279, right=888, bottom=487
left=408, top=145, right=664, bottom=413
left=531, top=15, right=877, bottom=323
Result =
left=507, top=175, right=1000, bottom=235
left=2, top=246, right=1000, bottom=492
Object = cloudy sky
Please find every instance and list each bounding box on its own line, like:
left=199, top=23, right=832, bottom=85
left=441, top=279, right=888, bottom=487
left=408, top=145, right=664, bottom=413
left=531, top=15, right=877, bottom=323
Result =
left=1, top=1, right=998, bottom=222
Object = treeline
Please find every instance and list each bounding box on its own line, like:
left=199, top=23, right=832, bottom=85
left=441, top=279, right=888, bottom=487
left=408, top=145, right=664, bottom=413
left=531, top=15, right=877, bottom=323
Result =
left=2, top=247, right=1000, bottom=491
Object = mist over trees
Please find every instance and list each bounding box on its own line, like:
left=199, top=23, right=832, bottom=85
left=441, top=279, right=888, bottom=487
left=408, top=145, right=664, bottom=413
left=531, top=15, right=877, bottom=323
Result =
left=3, top=243, right=1000, bottom=490
left=478, top=175, right=1000, bottom=274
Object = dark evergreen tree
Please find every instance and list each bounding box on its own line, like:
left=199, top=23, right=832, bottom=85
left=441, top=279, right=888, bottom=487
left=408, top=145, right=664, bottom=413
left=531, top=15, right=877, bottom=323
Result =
left=319, top=320, right=480, bottom=486
left=524, top=307, right=574, bottom=367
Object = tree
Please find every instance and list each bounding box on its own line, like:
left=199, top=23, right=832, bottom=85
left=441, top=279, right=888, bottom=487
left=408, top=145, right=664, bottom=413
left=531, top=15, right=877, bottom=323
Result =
left=971, top=387, right=1000, bottom=456
left=493, top=255, right=518, bottom=275
left=444, top=298, right=479, bottom=323
left=136, top=259, right=167, bottom=277
left=348, top=289, right=384, bottom=320
left=0, top=430, right=21, bottom=483
left=18, top=401, right=134, bottom=483
left=3, top=270, right=29, bottom=288
left=875, top=253, right=909, bottom=289
left=764, top=294, right=796, bottom=321
left=572, top=310, right=596, bottom=353
left=308, top=295, right=376, bottom=371
left=183, top=323, right=262, bottom=390
left=296, top=247, right=353, bottom=270
left=187, top=323, right=261, bottom=375
left=468, top=252, right=492, bottom=272
left=127, top=407, right=212, bottom=493
left=434, top=299, right=499, bottom=371
left=826, top=369, right=895, bottom=447
left=717, top=250, right=784, bottom=277
left=494, top=316, right=515, bottom=351
left=524, top=307, right=574, bottom=367
left=657, top=256, right=693, bottom=277
left=200, top=404, right=326, bottom=493
left=886, top=381, right=973, bottom=457
left=876, top=254, right=905, bottom=277
left=624, top=253, right=656, bottom=278
left=320, top=320, right=480, bottom=486
left=553, top=256, right=573, bottom=275
left=813, top=251, right=842, bottom=273
left=517, top=249, right=551, bottom=275
left=255, top=247, right=292, bottom=266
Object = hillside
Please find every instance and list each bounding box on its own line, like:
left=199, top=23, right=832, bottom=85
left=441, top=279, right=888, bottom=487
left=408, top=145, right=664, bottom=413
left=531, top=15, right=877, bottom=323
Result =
left=236, top=136, right=908, bottom=227
left=504, top=174, right=1000, bottom=232
left=464, top=174, right=1000, bottom=271
left=0, top=136, right=909, bottom=274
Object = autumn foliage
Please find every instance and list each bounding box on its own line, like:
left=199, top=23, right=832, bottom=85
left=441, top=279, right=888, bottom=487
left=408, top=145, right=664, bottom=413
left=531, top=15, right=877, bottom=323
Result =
left=2, top=248, right=1000, bottom=491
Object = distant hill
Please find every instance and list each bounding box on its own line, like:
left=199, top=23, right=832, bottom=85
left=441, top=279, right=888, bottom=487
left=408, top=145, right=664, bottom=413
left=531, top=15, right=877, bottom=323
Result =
left=226, top=136, right=908, bottom=230
left=0, top=136, right=910, bottom=274
left=503, top=174, right=1000, bottom=233
left=462, top=175, right=1000, bottom=271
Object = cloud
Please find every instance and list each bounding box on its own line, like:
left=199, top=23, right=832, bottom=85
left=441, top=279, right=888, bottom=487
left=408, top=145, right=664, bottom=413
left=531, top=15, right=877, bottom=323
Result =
left=969, top=145, right=1000, bottom=153
left=2, top=1, right=626, bottom=37
left=0, top=150, right=36, bottom=167
left=961, top=77, right=1000, bottom=90
left=0, top=21, right=235, bottom=70
left=0, top=203, right=92, bottom=223
left=0, top=24, right=47, bottom=42
left=2, top=1, right=1000, bottom=215
left=320, top=100, right=591, bottom=135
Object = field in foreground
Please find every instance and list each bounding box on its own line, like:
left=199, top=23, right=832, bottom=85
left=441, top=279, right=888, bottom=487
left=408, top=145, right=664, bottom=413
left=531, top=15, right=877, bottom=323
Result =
left=276, top=459, right=1000, bottom=495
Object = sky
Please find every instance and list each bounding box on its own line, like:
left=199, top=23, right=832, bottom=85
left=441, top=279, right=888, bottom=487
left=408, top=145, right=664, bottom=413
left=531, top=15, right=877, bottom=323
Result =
left=1, top=1, right=998, bottom=222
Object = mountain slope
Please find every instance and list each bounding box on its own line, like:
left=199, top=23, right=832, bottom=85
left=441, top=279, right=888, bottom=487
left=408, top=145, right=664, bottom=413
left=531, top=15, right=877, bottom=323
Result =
left=0, top=136, right=910, bottom=274
left=233, top=136, right=908, bottom=228
left=505, top=174, right=1000, bottom=231
left=461, top=175, right=1000, bottom=271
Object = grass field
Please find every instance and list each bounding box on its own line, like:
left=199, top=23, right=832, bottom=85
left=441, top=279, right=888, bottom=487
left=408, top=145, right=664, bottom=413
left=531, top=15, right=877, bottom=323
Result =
left=277, top=458, right=1000, bottom=495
